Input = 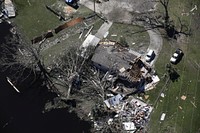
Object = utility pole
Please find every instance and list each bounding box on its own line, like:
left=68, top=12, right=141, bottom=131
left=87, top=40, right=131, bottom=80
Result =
left=93, top=0, right=96, bottom=19
left=92, top=0, right=108, bottom=22
left=93, top=0, right=96, bottom=14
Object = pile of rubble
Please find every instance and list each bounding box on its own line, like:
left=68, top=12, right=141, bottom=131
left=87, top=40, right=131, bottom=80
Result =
left=0, top=0, right=15, bottom=22
left=91, top=94, right=153, bottom=132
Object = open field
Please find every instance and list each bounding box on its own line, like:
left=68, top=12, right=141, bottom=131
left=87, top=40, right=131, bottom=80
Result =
left=147, top=0, right=200, bottom=132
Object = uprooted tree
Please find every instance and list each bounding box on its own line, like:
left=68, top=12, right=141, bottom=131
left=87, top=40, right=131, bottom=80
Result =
left=51, top=47, right=117, bottom=101
left=48, top=46, right=97, bottom=99
left=0, top=31, right=98, bottom=99
left=0, top=26, right=111, bottom=103
left=82, top=69, right=114, bottom=101
left=0, top=30, right=57, bottom=92
left=134, top=0, right=191, bottom=39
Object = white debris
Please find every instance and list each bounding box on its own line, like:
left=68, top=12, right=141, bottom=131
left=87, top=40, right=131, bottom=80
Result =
left=6, top=77, right=20, bottom=93
left=107, top=118, right=113, bottom=125
left=161, top=93, right=165, bottom=98
left=111, top=34, right=117, bottom=37
left=119, top=67, right=126, bottom=73
left=103, top=31, right=109, bottom=38
left=145, top=75, right=160, bottom=91
left=123, top=122, right=136, bottom=132
left=152, top=75, right=160, bottom=83
left=84, top=26, right=93, bottom=38
left=106, top=93, right=114, bottom=97
left=160, top=113, right=166, bottom=121
left=190, top=5, right=197, bottom=12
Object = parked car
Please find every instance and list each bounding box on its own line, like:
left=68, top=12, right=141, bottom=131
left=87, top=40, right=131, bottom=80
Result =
left=65, top=0, right=79, bottom=9
left=145, top=50, right=155, bottom=62
left=170, top=49, right=184, bottom=64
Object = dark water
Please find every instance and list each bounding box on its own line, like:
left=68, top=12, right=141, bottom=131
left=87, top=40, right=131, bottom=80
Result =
left=0, top=22, right=91, bottom=133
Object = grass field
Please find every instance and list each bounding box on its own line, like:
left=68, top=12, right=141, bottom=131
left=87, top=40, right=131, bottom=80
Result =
left=147, top=0, right=200, bottom=132
left=14, top=0, right=60, bottom=39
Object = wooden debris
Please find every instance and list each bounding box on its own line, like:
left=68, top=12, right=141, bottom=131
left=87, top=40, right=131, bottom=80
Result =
left=112, top=86, right=119, bottom=92
left=160, top=113, right=166, bottom=121
left=190, top=101, right=197, bottom=108
left=6, top=77, right=20, bottom=93
left=144, top=95, right=149, bottom=100
left=179, top=106, right=183, bottom=110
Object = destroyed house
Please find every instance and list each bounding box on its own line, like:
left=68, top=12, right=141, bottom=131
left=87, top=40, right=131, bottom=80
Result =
left=91, top=43, right=138, bottom=74
left=91, top=42, right=150, bottom=84
left=119, top=59, right=150, bottom=83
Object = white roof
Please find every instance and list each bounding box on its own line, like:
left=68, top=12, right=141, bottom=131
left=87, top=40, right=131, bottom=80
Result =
left=80, top=34, right=100, bottom=57
left=170, top=57, right=176, bottom=62
left=81, top=34, right=100, bottom=48
left=147, top=49, right=154, bottom=56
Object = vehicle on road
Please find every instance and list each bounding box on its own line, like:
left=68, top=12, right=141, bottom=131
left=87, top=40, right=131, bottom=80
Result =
left=170, top=49, right=184, bottom=65
left=145, top=49, right=155, bottom=62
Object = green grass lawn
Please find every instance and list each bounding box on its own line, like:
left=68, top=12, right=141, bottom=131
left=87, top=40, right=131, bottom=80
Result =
left=13, top=0, right=101, bottom=65
left=106, top=23, right=149, bottom=54
left=14, top=0, right=61, bottom=39
left=41, top=18, right=104, bottom=65
left=147, top=0, right=200, bottom=132
left=13, top=0, right=98, bottom=40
